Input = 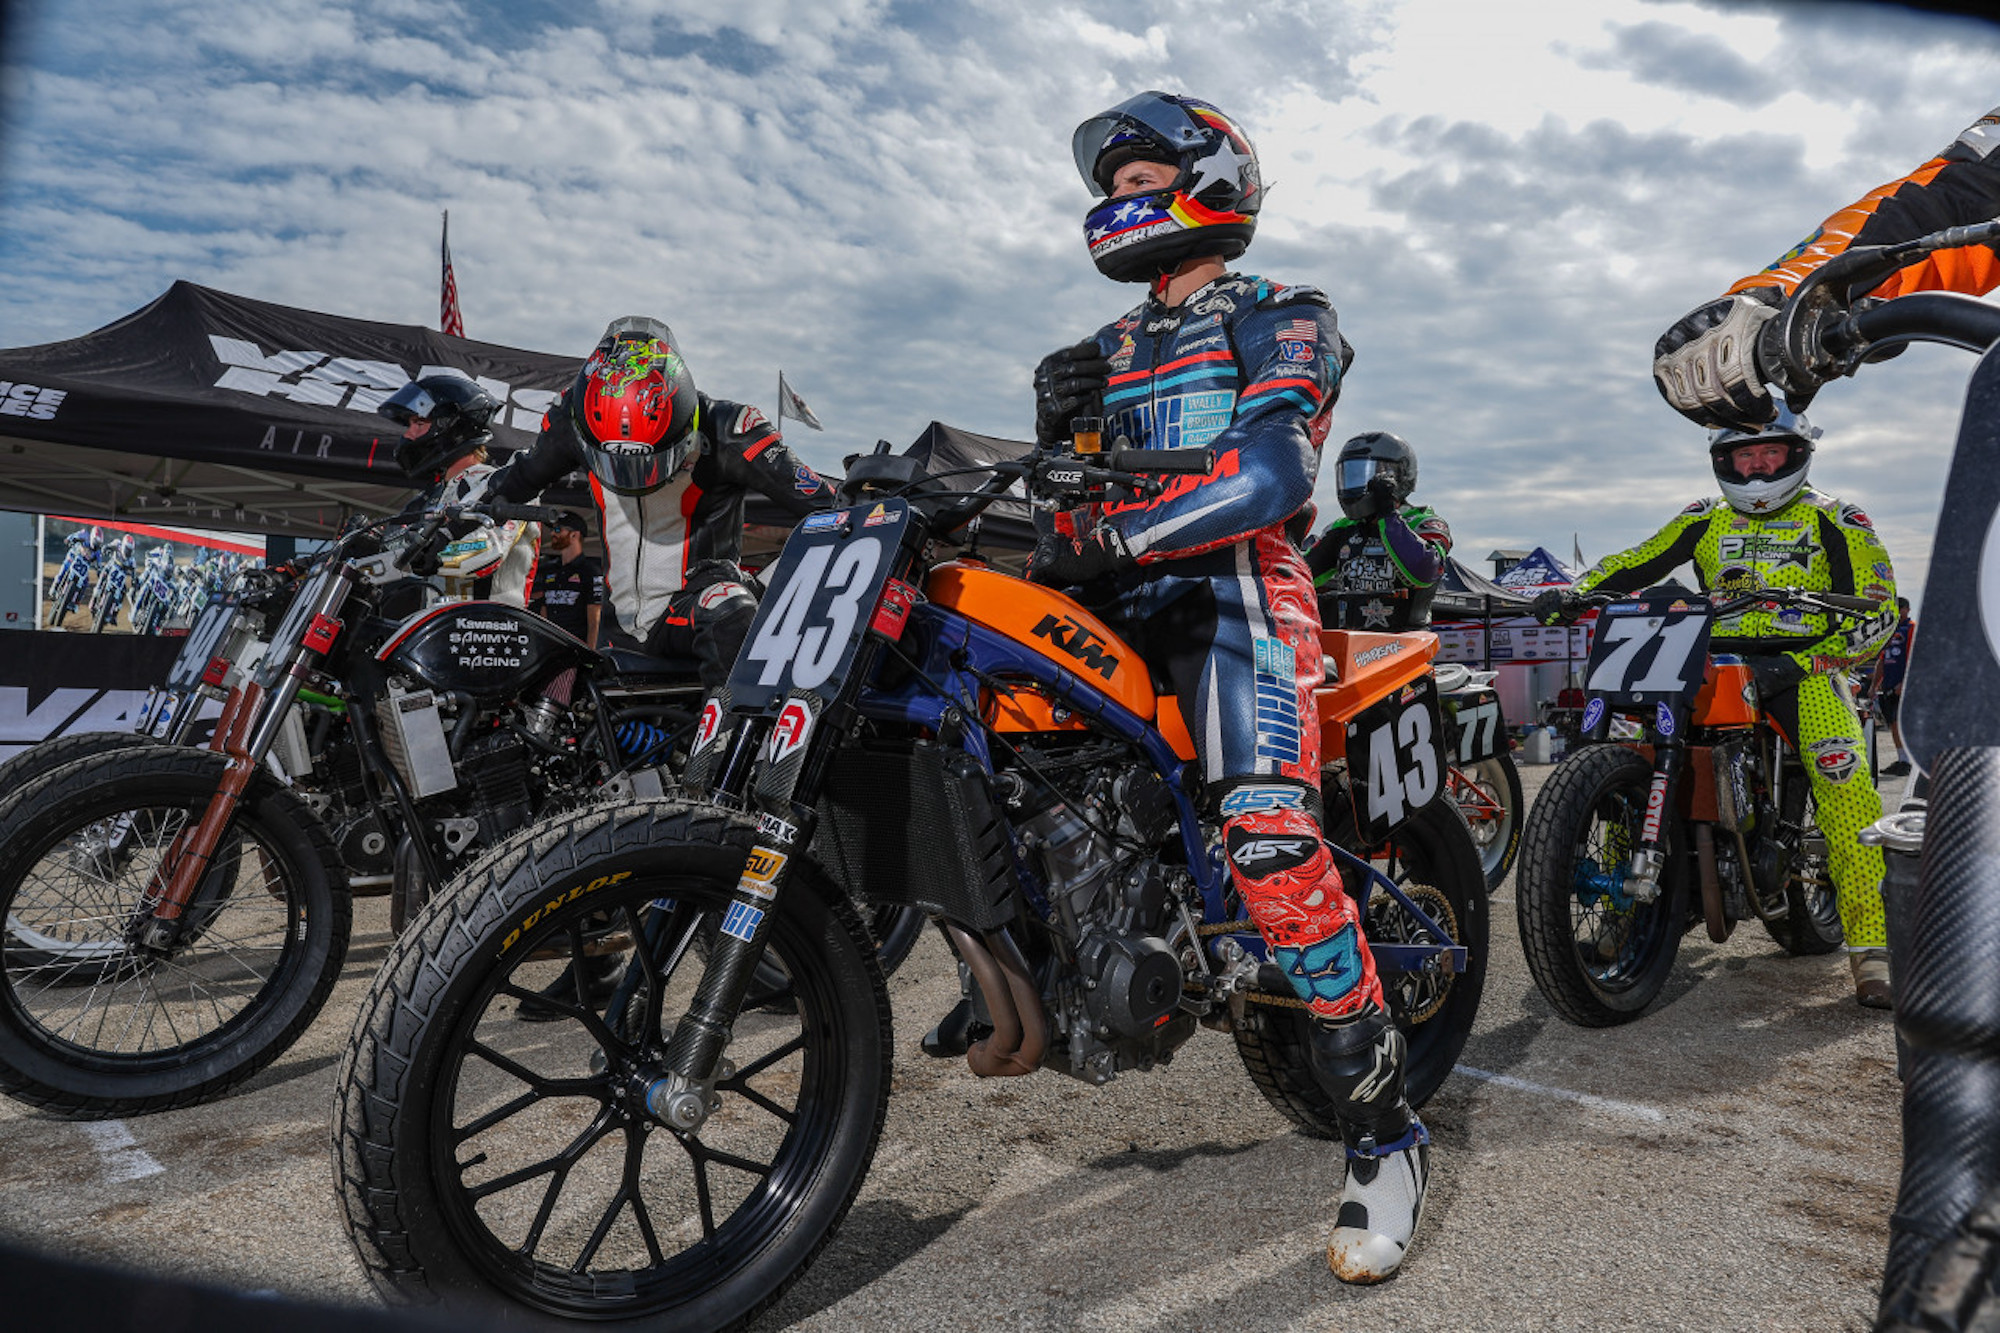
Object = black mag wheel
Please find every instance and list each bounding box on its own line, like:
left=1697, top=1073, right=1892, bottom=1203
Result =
left=1515, top=743, right=1688, bottom=1027
left=0, top=747, right=349, bottom=1117
left=1232, top=794, right=1489, bottom=1136
left=1454, top=751, right=1524, bottom=893
left=335, top=800, right=892, bottom=1330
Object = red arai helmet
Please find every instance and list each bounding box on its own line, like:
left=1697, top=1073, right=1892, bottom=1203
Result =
left=569, top=316, right=701, bottom=495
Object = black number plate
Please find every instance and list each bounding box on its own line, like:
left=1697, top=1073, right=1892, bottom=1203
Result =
left=727, top=500, right=910, bottom=714
left=1442, top=687, right=1504, bottom=765
left=165, top=599, right=236, bottom=690
left=1345, top=675, right=1445, bottom=844
left=1584, top=592, right=1713, bottom=706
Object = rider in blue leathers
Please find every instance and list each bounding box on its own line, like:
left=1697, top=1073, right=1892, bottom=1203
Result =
left=1028, top=91, right=1426, bottom=1283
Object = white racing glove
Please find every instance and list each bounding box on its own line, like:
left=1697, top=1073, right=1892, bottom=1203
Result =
left=1652, top=288, right=1783, bottom=430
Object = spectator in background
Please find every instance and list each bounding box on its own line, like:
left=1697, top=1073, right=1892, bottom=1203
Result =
left=532, top=511, right=602, bottom=647
left=1872, top=597, right=1916, bottom=778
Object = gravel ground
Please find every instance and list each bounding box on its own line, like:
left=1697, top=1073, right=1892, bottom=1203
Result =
left=0, top=762, right=1901, bottom=1331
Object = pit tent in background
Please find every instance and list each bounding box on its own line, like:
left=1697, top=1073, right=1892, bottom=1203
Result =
left=0, top=281, right=578, bottom=538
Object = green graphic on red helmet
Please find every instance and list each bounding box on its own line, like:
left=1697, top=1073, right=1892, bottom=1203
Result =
left=569, top=316, right=701, bottom=495
left=1071, top=91, right=1262, bottom=283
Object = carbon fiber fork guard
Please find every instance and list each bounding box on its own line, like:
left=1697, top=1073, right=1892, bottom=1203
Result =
left=1881, top=748, right=2000, bottom=1314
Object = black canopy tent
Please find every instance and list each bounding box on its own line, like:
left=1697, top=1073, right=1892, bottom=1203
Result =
left=0, top=281, right=578, bottom=537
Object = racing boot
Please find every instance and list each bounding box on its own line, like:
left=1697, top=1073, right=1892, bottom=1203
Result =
left=1310, top=1011, right=1429, bottom=1282
left=1329, top=1116, right=1431, bottom=1284
left=1850, top=947, right=1892, bottom=1010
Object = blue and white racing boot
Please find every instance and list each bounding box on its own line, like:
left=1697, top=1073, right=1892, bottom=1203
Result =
left=1327, top=1118, right=1430, bottom=1283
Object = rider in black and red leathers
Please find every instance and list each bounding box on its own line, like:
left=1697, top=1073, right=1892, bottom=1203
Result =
left=492, top=317, right=835, bottom=685
left=1029, top=91, right=1426, bottom=1284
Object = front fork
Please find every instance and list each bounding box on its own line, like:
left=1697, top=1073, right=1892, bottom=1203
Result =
left=1624, top=739, right=1683, bottom=906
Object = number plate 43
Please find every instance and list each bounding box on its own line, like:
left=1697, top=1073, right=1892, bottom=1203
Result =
left=1345, top=675, right=1445, bottom=844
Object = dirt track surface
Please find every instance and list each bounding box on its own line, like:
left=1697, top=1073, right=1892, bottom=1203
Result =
left=0, top=763, right=1900, bottom=1331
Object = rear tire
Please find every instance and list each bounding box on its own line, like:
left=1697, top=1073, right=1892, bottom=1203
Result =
left=0, top=747, right=350, bottom=1117
left=1516, top=743, right=1688, bottom=1027
left=334, top=800, right=891, bottom=1329
left=1232, top=795, right=1489, bottom=1135
left=1762, top=795, right=1846, bottom=957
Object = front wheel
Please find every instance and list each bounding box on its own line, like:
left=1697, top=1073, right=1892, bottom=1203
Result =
left=1453, top=752, right=1524, bottom=893
left=0, top=747, right=350, bottom=1116
left=1515, top=743, right=1689, bottom=1027
left=335, top=801, right=892, bottom=1329
left=1232, top=795, right=1489, bottom=1135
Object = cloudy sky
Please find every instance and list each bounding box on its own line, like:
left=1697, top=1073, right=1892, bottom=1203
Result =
left=3, top=0, right=1999, bottom=607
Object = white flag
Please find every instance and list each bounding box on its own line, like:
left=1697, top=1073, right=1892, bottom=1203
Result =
left=777, top=371, right=824, bottom=430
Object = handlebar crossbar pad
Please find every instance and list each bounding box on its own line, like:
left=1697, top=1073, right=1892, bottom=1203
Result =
left=1107, top=446, right=1214, bottom=475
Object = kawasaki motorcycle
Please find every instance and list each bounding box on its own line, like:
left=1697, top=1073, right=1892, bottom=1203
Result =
left=88, top=548, right=132, bottom=634
left=1514, top=585, right=1882, bottom=1026
left=0, top=497, right=710, bottom=1118
left=333, top=439, right=1487, bottom=1328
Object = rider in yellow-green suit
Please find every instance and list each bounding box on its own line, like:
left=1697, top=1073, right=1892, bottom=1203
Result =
left=1538, top=409, right=1898, bottom=1007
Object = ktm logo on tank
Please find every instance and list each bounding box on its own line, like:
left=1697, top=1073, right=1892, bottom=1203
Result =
left=1031, top=615, right=1121, bottom=680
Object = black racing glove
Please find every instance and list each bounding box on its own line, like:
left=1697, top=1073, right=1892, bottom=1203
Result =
left=1531, top=589, right=1584, bottom=626
left=1033, top=340, right=1113, bottom=445
left=1743, top=653, right=1807, bottom=701
left=1029, top=526, right=1133, bottom=588
left=1652, top=287, right=1784, bottom=431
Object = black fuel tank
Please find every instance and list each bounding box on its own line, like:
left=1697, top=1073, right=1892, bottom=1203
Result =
left=376, top=601, right=587, bottom=700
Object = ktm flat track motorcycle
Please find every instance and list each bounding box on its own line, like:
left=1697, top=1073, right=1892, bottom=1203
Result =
left=335, top=439, right=1487, bottom=1329
left=1515, top=584, right=1881, bottom=1027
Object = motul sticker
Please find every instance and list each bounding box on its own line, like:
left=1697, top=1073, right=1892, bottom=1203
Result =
left=759, top=699, right=813, bottom=763
left=1641, top=776, right=1669, bottom=844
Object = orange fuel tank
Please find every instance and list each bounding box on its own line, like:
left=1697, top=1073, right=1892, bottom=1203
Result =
left=1692, top=659, right=1760, bottom=729
left=925, top=562, right=1157, bottom=722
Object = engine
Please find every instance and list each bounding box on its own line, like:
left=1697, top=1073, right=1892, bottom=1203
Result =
left=1006, top=752, right=1200, bottom=1086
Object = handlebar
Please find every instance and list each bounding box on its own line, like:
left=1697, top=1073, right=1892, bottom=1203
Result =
left=1106, top=447, right=1215, bottom=475
left=1570, top=586, right=1882, bottom=622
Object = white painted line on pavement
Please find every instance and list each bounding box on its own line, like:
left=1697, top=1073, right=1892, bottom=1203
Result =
left=79, top=1120, right=165, bottom=1182
left=1453, top=1064, right=1667, bottom=1124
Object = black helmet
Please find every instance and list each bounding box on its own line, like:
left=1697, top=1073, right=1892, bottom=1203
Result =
left=1071, top=91, right=1262, bottom=284
left=1707, top=405, right=1817, bottom=515
left=378, top=374, right=501, bottom=481
left=1335, top=431, right=1418, bottom=522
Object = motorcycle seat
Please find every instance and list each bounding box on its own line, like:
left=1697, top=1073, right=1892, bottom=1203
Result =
left=601, top=646, right=704, bottom=684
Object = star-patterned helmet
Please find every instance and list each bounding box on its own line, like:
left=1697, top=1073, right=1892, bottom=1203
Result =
left=1708, top=405, right=1818, bottom=515
left=1071, top=91, right=1262, bottom=283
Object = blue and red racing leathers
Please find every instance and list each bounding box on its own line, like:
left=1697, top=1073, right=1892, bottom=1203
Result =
left=1062, top=272, right=1391, bottom=1028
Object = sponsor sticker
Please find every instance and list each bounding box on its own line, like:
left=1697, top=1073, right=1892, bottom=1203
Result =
left=1580, top=696, right=1605, bottom=733
left=736, top=848, right=788, bottom=900
left=736, top=405, right=771, bottom=435
left=759, top=699, right=814, bottom=763
left=756, top=811, right=800, bottom=845
left=801, top=511, right=843, bottom=533
left=1277, top=339, right=1314, bottom=364
left=863, top=503, right=894, bottom=528
left=1655, top=701, right=1677, bottom=737
left=720, top=900, right=766, bottom=943
left=794, top=464, right=823, bottom=495
left=692, top=698, right=724, bottom=753
left=1219, top=785, right=1307, bottom=817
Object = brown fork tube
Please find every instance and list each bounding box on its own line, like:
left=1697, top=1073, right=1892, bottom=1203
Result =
left=147, top=682, right=264, bottom=921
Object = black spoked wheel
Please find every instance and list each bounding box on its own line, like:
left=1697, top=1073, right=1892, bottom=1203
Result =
left=336, top=801, right=891, bottom=1329
left=0, top=730, right=164, bottom=797
left=1516, top=743, right=1688, bottom=1027
left=1453, top=752, right=1523, bottom=894
left=1232, top=795, right=1489, bottom=1136
left=0, top=748, right=349, bottom=1117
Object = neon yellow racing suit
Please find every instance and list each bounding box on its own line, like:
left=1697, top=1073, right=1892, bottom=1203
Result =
left=1575, top=487, right=1898, bottom=948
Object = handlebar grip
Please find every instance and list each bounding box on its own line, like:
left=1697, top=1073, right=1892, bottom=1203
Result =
left=1106, top=447, right=1215, bottom=476
left=1818, top=592, right=1882, bottom=614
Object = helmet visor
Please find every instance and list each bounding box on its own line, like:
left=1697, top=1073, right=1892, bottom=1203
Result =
left=1336, top=457, right=1394, bottom=498
left=578, top=435, right=695, bottom=496
left=1072, top=92, right=1208, bottom=195
left=378, top=381, right=438, bottom=428
left=599, top=315, right=676, bottom=348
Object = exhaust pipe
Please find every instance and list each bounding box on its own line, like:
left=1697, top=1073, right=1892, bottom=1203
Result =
left=944, top=923, right=1047, bottom=1078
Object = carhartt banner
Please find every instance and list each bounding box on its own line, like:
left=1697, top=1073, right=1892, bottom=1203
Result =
left=0, top=281, right=580, bottom=533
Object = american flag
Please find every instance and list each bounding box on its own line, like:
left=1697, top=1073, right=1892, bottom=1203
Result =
left=440, top=211, right=464, bottom=338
